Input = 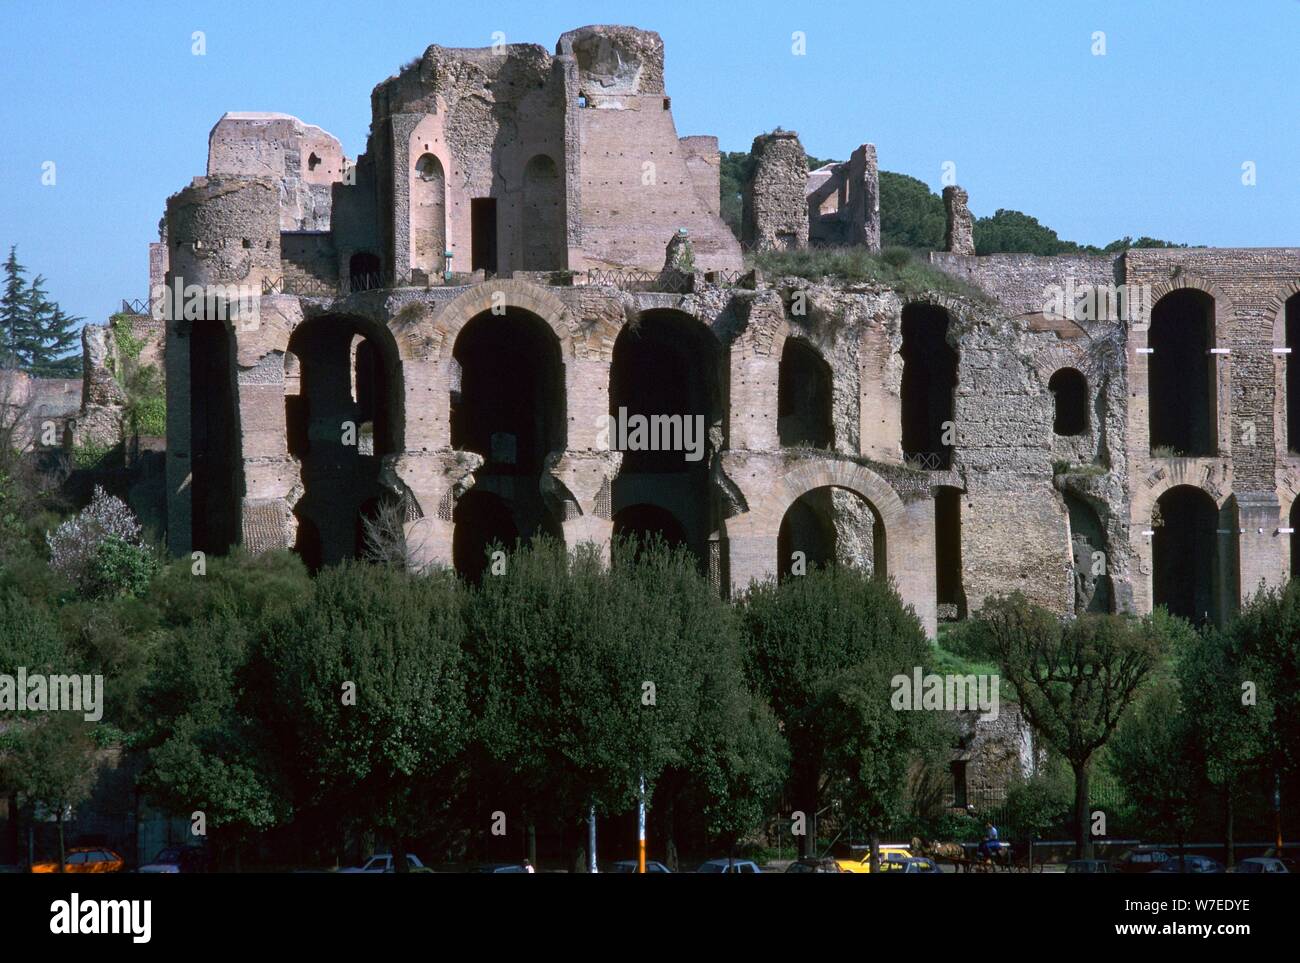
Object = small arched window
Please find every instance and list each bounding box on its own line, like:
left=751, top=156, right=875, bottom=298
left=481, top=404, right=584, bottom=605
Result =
left=1049, top=368, right=1088, bottom=436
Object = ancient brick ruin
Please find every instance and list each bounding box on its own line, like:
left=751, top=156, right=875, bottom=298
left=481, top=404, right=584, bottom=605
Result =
left=138, top=25, right=1298, bottom=637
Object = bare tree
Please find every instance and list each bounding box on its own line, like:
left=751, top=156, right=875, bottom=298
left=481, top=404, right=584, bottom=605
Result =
left=359, top=494, right=425, bottom=570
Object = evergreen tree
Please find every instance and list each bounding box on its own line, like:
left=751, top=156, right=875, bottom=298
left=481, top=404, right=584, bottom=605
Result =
left=0, top=247, right=81, bottom=376
left=0, top=247, right=26, bottom=369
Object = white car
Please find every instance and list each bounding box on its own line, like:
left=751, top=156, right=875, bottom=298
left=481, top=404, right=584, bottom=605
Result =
left=696, top=858, right=761, bottom=873
left=340, top=853, right=426, bottom=873
left=1232, top=857, right=1289, bottom=874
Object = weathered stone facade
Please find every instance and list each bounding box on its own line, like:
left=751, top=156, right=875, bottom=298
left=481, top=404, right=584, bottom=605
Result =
left=742, top=130, right=809, bottom=252
left=151, top=24, right=1294, bottom=643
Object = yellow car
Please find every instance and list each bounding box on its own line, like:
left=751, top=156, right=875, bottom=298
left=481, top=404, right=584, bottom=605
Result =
left=835, top=845, right=913, bottom=874
left=31, top=847, right=124, bottom=874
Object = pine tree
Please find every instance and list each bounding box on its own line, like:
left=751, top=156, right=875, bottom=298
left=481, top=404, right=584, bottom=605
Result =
left=0, top=246, right=82, bottom=377
left=0, top=246, right=26, bottom=369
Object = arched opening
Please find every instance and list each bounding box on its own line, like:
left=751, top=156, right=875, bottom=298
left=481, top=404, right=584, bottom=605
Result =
left=1292, top=498, right=1300, bottom=580
left=453, top=489, right=518, bottom=584
left=1049, top=368, right=1088, bottom=436
left=1286, top=294, right=1300, bottom=453
left=1153, top=486, right=1234, bottom=626
left=1065, top=493, right=1110, bottom=614
left=348, top=251, right=381, bottom=292
left=778, top=339, right=833, bottom=448
left=522, top=154, right=564, bottom=271
left=452, top=309, right=565, bottom=475
left=1149, top=289, right=1216, bottom=456
left=188, top=318, right=241, bottom=556
left=451, top=308, right=565, bottom=569
left=777, top=486, right=885, bottom=582
left=412, top=153, right=447, bottom=278
left=287, top=314, right=403, bottom=569
left=609, top=310, right=719, bottom=564
left=900, top=303, right=957, bottom=469
left=613, top=503, right=688, bottom=560
left=935, top=486, right=966, bottom=620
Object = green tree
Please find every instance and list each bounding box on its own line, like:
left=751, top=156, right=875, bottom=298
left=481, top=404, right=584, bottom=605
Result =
left=1111, top=681, right=1201, bottom=865
left=975, top=209, right=1081, bottom=256
left=740, top=565, right=939, bottom=860
left=879, top=172, right=946, bottom=250
left=3, top=714, right=100, bottom=871
left=260, top=562, right=468, bottom=872
left=139, top=551, right=312, bottom=868
left=0, top=247, right=81, bottom=375
left=1220, top=582, right=1300, bottom=846
left=1178, top=625, right=1270, bottom=865
left=0, top=247, right=29, bottom=369
left=978, top=595, right=1169, bottom=857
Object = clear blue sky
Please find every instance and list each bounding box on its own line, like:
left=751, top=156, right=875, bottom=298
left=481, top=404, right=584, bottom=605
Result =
left=1, top=0, right=1297, bottom=329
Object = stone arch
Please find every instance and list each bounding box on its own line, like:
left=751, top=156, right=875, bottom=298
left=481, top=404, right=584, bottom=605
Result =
left=286, top=312, right=406, bottom=568
left=1269, top=283, right=1300, bottom=458
left=1150, top=484, right=1238, bottom=627
left=411, top=153, right=447, bottom=278
left=1048, top=367, right=1089, bottom=436
left=742, top=458, right=908, bottom=535
left=1147, top=286, right=1219, bottom=456
left=777, top=334, right=834, bottom=448
left=429, top=280, right=576, bottom=361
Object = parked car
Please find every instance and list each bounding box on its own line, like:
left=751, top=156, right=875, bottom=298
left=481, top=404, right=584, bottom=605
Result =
left=471, top=862, right=529, bottom=873
left=1065, top=859, right=1114, bottom=874
left=696, top=858, right=761, bottom=873
left=607, top=860, right=672, bottom=873
left=835, top=845, right=912, bottom=874
left=138, top=846, right=209, bottom=874
left=785, top=857, right=844, bottom=873
left=31, top=848, right=124, bottom=874
left=877, top=857, right=942, bottom=874
left=1116, top=847, right=1172, bottom=874
left=1151, top=855, right=1224, bottom=874
left=339, top=853, right=426, bottom=873
left=1232, top=857, right=1289, bottom=874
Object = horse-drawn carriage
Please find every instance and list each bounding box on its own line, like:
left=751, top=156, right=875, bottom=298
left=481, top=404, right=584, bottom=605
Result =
left=911, top=837, right=1020, bottom=873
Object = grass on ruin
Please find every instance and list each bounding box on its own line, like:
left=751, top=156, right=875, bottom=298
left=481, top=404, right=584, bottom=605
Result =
left=746, top=246, right=990, bottom=303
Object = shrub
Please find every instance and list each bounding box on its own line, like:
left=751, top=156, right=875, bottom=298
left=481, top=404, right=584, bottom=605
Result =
left=88, top=535, right=159, bottom=599
left=46, top=486, right=147, bottom=595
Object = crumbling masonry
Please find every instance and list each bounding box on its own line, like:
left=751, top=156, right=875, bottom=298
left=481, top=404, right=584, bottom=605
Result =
left=145, top=25, right=1298, bottom=638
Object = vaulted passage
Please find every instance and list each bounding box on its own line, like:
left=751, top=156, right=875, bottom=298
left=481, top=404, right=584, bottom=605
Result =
left=609, top=310, right=719, bottom=566
left=287, top=314, right=403, bottom=569
left=778, top=339, right=833, bottom=448
left=451, top=308, right=565, bottom=577
left=521, top=154, right=564, bottom=271
left=188, top=319, right=241, bottom=556
left=1149, top=289, right=1217, bottom=456
left=935, top=486, right=966, bottom=620
left=1152, top=486, right=1236, bottom=626
left=1049, top=368, right=1088, bottom=436
left=900, top=303, right=957, bottom=468
left=1287, top=294, right=1300, bottom=453
left=777, top=486, right=885, bottom=582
